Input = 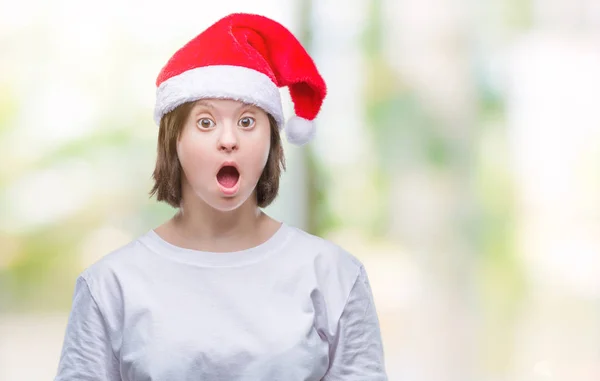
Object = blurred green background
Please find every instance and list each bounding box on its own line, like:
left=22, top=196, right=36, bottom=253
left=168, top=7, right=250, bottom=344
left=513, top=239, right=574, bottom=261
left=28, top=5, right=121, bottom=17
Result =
left=2, top=0, right=600, bottom=380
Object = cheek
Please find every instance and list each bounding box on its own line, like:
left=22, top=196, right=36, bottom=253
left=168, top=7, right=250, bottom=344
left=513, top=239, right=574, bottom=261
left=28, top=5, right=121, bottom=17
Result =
left=251, top=136, right=271, bottom=170
left=177, top=140, right=210, bottom=180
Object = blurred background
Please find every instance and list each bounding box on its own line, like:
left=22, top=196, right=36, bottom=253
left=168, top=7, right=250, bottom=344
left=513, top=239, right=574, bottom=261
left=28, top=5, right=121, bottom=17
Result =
left=1, top=0, right=600, bottom=380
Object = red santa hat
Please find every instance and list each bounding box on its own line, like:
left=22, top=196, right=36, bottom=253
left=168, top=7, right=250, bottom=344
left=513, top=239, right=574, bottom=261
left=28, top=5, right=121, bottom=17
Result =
left=153, top=13, right=327, bottom=146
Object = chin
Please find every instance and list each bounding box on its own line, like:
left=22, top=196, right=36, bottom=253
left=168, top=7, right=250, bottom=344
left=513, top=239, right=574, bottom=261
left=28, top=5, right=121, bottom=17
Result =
left=186, top=178, right=257, bottom=212
left=206, top=191, right=255, bottom=213
left=209, top=199, right=246, bottom=212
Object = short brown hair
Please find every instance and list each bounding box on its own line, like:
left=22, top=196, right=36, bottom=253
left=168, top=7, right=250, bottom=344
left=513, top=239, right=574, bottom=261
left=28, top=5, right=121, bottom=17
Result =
left=149, top=101, right=286, bottom=208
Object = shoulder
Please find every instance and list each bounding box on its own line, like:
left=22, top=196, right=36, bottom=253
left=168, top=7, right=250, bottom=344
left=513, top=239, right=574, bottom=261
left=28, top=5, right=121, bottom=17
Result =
left=78, top=233, right=149, bottom=292
left=286, top=225, right=364, bottom=298
left=288, top=224, right=362, bottom=271
left=285, top=225, right=371, bottom=335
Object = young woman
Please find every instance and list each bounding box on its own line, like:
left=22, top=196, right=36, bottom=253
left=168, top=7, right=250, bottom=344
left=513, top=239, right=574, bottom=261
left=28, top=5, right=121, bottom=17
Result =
left=55, top=12, right=388, bottom=380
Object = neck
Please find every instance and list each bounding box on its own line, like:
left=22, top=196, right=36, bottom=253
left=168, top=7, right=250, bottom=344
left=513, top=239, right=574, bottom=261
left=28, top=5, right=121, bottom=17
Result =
left=174, top=195, right=264, bottom=241
left=156, top=181, right=281, bottom=253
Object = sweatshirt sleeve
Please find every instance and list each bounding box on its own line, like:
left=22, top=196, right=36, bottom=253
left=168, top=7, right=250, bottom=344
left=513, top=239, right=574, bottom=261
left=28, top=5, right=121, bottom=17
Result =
left=322, top=265, right=388, bottom=381
left=55, top=275, right=121, bottom=381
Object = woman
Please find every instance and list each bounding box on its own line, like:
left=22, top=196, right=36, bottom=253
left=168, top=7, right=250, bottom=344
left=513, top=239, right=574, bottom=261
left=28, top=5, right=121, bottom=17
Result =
left=55, top=12, right=388, bottom=380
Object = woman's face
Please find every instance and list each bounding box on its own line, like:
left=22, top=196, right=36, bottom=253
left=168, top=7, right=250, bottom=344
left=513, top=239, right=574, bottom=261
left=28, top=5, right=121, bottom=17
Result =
left=176, top=99, right=271, bottom=212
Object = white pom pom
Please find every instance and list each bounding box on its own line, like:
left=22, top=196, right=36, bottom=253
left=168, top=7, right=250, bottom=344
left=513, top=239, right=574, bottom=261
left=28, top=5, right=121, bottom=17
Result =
left=285, top=116, right=316, bottom=146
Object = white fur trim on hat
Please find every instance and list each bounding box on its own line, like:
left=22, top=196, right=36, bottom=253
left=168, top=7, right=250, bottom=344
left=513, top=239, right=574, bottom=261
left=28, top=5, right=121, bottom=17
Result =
left=154, top=65, right=284, bottom=126
left=285, top=116, right=316, bottom=145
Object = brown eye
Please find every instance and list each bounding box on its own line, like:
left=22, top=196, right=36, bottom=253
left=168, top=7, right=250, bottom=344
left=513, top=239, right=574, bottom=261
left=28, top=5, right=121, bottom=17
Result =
left=197, top=118, right=215, bottom=129
left=238, top=117, right=255, bottom=128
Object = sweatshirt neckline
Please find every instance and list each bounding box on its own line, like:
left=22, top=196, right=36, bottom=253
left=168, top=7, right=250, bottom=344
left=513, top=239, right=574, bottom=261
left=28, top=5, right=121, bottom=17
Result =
left=139, top=222, right=293, bottom=267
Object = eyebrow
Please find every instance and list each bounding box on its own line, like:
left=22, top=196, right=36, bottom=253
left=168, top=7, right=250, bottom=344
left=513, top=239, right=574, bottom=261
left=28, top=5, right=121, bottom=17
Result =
left=238, top=103, right=259, bottom=113
left=193, top=100, right=258, bottom=113
left=194, top=100, right=216, bottom=110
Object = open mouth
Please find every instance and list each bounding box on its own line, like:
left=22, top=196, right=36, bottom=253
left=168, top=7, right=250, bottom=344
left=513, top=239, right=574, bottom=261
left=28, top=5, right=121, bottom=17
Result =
left=216, top=165, right=240, bottom=189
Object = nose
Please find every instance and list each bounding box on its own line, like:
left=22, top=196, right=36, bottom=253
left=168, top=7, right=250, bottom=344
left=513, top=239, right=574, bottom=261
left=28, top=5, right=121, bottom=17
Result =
left=217, top=123, right=239, bottom=152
